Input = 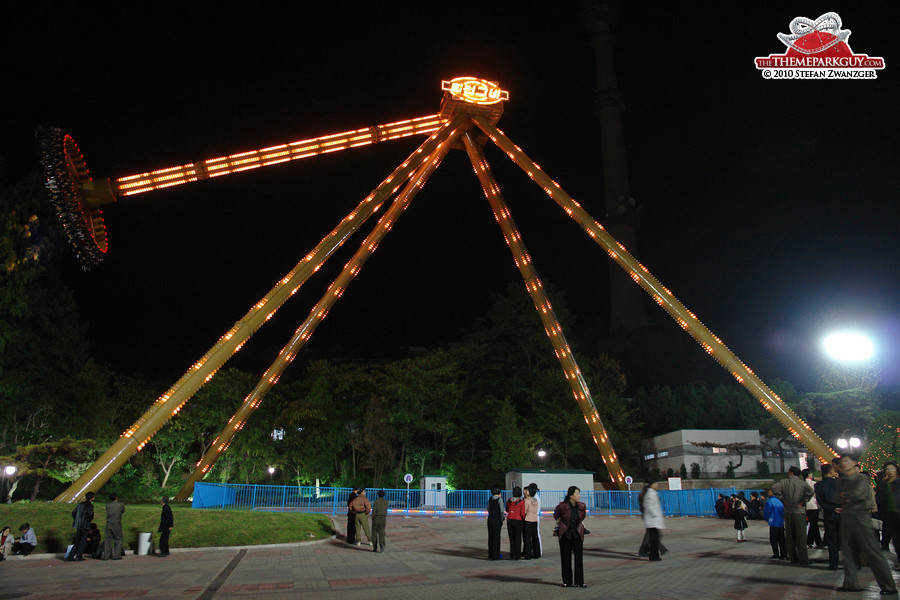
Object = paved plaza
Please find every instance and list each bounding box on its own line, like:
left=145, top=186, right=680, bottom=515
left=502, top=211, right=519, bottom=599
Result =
left=3, top=514, right=898, bottom=599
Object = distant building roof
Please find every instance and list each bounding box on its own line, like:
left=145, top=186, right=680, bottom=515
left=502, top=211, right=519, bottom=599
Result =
left=507, top=468, right=595, bottom=474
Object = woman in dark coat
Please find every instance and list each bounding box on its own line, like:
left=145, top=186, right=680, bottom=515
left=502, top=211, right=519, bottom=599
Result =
left=487, top=487, right=504, bottom=560
left=553, top=485, right=587, bottom=588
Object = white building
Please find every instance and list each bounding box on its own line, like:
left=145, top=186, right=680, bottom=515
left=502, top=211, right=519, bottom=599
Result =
left=640, top=429, right=806, bottom=478
left=505, top=469, right=595, bottom=509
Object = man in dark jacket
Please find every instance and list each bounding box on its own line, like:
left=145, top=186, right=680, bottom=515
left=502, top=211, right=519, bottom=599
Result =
left=815, top=462, right=841, bottom=570
left=158, top=497, right=174, bottom=557
left=773, top=466, right=813, bottom=565
left=66, top=491, right=95, bottom=561
left=103, top=493, right=125, bottom=560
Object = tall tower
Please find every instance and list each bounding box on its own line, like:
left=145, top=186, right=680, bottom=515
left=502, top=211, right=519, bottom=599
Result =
left=580, top=1, right=649, bottom=346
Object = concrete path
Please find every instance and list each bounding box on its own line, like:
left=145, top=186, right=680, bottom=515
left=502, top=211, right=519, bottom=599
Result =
left=2, top=515, right=897, bottom=599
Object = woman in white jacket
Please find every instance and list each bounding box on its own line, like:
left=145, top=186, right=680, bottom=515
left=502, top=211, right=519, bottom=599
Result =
left=640, top=482, right=666, bottom=561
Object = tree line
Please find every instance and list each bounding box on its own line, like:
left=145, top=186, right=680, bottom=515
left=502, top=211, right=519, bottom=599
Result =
left=1, top=171, right=891, bottom=500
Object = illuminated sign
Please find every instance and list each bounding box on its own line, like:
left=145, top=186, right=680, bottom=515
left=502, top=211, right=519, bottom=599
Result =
left=441, top=77, right=509, bottom=105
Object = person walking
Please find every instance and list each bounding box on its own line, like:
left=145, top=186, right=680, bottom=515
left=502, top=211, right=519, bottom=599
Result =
left=371, top=489, right=388, bottom=552
left=553, top=486, right=587, bottom=588
left=103, top=493, right=125, bottom=560
left=772, top=466, right=813, bottom=565
left=640, top=482, right=665, bottom=561
left=733, top=497, right=748, bottom=542
left=350, top=488, right=373, bottom=546
left=66, top=491, right=95, bottom=561
left=158, top=497, right=174, bottom=557
left=803, top=469, right=823, bottom=549
left=764, top=489, right=787, bottom=560
left=487, top=487, right=504, bottom=560
left=522, top=485, right=539, bottom=559
left=505, top=486, right=525, bottom=560
left=836, top=453, right=897, bottom=594
left=815, top=462, right=841, bottom=570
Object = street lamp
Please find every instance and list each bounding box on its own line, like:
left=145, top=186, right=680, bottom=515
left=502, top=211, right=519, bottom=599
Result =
left=822, top=330, right=875, bottom=363
left=2, top=464, right=17, bottom=503
left=836, top=430, right=862, bottom=452
left=537, top=449, right=547, bottom=468
left=268, top=466, right=275, bottom=483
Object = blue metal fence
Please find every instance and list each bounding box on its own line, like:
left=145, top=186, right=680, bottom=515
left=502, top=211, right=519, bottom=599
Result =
left=192, top=482, right=760, bottom=517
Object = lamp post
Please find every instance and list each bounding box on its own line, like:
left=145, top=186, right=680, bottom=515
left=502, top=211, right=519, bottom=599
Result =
left=268, top=466, right=275, bottom=484
left=836, top=430, right=862, bottom=453
left=537, top=449, right=547, bottom=469
left=2, top=465, right=17, bottom=503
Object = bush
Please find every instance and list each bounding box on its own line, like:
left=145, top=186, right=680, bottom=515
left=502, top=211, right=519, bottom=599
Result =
left=680, top=464, right=688, bottom=479
left=756, top=460, right=771, bottom=477
left=666, top=468, right=675, bottom=478
left=725, top=461, right=736, bottom=479
left=690, top=463, right=702, bottom=479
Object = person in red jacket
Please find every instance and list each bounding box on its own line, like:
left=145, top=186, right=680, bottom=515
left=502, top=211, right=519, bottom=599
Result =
left=553, top=486, right=588, bottom=588
left=505, top=486, right=525, bottom=560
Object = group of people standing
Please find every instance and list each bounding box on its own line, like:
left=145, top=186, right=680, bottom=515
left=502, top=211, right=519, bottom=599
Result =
left=346, top=488, right=388, bottom=552
left=754, top=457, right=898, bottom=595
left=488, top=483, right=542, bottom=561
left=488, top=483, right=591, bottom=588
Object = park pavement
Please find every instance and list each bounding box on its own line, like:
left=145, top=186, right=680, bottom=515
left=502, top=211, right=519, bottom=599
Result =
left=2, top=514, right=898, bottom=600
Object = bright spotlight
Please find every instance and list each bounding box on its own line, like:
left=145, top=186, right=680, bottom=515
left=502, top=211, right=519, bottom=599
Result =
left=836, top=438, right=849, bottom=449
left=822, top=331, right=875, bottom=363
left=3, top=465, right=16, bottom=477
left=849, top=436, right=862, bottom=449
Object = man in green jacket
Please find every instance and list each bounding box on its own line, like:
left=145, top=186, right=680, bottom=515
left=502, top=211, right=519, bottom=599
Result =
left=371, top=490, right=389, bottom=552
left=836, top=453, right=897, bottom=594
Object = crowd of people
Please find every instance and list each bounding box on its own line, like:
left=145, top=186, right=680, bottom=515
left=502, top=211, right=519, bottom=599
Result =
left=3, top=493, right=173, bottom=561
left=479, top=453, right=900, bottom=591
left=8, top=455, right=900, bottom=594
left=713, top=456, right=900, bottom=595
left=487, top=480, right=672, bottom=588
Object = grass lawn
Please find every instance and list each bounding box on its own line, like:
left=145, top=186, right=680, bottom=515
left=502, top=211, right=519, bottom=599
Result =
left=0, top=501, right=334, bottom=554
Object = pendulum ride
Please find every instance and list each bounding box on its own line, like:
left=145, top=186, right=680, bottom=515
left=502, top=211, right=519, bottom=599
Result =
left=40, top=77, right=836, bottom=502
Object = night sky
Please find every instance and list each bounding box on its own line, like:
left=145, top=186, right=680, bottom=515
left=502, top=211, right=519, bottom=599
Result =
left=3, top=2, right=899, bottom=400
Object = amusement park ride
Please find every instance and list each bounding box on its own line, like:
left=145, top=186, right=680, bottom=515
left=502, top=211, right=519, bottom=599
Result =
left=40, top=77, right=837, bottom=503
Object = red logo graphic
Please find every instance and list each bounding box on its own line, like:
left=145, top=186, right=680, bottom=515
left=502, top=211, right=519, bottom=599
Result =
left=755, top=12, right=885, bottom=79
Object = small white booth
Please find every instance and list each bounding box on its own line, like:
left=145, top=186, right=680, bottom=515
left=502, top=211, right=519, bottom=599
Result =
left=420, top=475, right=447, bottom=508
left=505, top=469, right=595, bottom=512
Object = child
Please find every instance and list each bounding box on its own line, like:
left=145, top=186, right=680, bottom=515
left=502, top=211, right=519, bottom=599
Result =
left=733, top=498, right=748, bottom=542
left=763, top=489, right=787, bottom=559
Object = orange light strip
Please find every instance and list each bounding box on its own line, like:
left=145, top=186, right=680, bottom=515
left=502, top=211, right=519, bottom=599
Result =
left=473, top=116, right=837, bottom=465
left=462, top=132, right=627, bottom=489
left=55, top=119, right=465, bottom=504
left=175, top=118, right=468, bottom=500
left=113, top=114, right=443, bottom=196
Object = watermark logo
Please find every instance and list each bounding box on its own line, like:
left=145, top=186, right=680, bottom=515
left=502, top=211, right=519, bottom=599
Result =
left=755, top=12, right=885, bottom=79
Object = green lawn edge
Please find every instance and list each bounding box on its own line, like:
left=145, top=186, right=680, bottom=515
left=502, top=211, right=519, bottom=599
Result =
left=0, top=502, right=334, bottom=554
